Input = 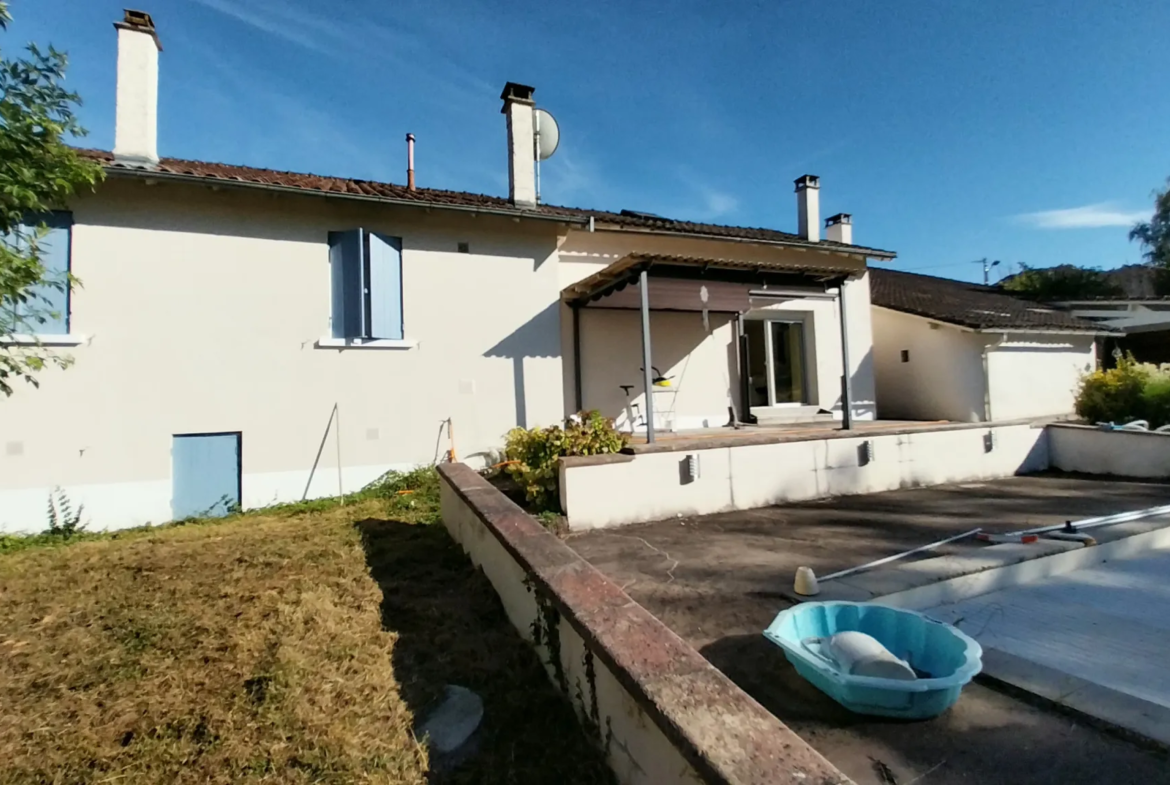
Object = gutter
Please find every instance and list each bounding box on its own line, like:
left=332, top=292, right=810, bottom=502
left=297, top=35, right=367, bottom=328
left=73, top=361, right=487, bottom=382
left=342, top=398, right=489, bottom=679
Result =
left=972, top=327, right=1122, bottom=337
left=581, top=222, right=897, bottom=261
left=101, top=166, right=592, bottom=227
left=873, top=306, right=1119, bottom=336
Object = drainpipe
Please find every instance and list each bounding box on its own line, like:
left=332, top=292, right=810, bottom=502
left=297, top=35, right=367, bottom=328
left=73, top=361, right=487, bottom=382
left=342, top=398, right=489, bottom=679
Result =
left=639, top=269, right=655, bottom=443
left=837, top=279, right=854, bottom=430
left=981, top=333, right=1008, bottom=422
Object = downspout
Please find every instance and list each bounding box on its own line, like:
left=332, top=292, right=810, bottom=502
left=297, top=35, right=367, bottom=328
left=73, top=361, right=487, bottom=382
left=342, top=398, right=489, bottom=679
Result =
left=981, top=333, right=1007, bottom=422
left=981, top=342, right=992, bottom=422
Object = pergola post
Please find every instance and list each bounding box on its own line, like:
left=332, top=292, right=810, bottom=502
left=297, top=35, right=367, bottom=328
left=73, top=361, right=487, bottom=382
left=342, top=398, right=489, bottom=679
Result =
left=838, top=278, right=854, bottom=430
left=571, top=303, right=583, bottom=412
left=639, top=269, right=656, bottom=443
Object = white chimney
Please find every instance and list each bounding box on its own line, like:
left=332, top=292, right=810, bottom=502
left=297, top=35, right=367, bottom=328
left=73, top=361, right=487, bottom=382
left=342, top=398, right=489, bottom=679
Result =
left=795, top=175, right=820, bottom=241
left=113, top=10, right=161, bottom=167
left=825, top=213, right=853, bottom=244
left=501, top=82, right=536, bottom=208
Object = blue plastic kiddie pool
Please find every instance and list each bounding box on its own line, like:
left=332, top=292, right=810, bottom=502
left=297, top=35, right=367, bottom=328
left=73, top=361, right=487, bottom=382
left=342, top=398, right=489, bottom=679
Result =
left=763, top=601, right=982, bottom=719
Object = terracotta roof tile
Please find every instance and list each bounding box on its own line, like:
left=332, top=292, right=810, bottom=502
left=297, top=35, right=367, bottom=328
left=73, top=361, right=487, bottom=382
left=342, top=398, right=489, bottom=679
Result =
left=870, top=267, right=1117, bottom=333
left=80, top=149, right=895, bottom=258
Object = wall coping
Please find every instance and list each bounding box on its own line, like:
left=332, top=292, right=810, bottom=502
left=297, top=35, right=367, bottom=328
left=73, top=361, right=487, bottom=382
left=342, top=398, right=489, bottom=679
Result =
left=560, top=418, right=1055, bottom=464
left=1048, top=422, right=1170, bottom=438
left=437, top=463, right=849, bottom=785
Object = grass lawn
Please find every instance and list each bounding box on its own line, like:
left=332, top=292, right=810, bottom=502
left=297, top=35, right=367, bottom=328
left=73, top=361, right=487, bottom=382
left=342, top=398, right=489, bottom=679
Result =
left=0, top=471, right=613, bottom=784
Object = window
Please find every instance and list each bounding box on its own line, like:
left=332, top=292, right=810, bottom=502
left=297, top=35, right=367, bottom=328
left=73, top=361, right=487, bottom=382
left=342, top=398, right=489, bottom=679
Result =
left=4, top=212, right=73, bottom=336
left=328, top=229, right=403, bottom=341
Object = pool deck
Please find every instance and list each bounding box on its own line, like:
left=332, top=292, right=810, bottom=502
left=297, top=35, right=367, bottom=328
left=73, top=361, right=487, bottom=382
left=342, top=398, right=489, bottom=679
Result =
left=567, top=474, right=1170, bottom=784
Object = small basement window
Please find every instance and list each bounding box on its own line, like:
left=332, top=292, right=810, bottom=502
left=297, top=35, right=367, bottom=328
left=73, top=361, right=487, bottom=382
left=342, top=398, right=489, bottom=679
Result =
left=457, top=241, right=470, bottom=253
left=901, top=350, right=910, bottom=363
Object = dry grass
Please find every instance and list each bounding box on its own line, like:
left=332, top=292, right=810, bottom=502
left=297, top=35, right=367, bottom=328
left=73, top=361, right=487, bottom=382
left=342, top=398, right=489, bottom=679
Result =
left=0, top=484, right=613, bottom=784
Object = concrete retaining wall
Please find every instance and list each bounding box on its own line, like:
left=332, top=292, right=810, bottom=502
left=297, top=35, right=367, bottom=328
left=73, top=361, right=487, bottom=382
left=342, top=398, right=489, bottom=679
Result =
left=437, top=463, right=848, bottom=785
left=561, top=423, right=1049, bottom=530
left=1048, top=423, right=1170, bottom=478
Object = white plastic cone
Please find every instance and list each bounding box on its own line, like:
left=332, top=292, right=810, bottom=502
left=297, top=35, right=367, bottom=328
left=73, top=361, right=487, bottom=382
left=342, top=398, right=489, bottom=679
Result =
left=794, top=566, right=820, bottom=596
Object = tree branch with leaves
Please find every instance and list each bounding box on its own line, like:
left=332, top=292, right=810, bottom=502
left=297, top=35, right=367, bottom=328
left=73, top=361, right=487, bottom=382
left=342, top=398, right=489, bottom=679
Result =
left=0, top=0, right=103, bottom=396
left=1130, top=177, right=1170, bottom=296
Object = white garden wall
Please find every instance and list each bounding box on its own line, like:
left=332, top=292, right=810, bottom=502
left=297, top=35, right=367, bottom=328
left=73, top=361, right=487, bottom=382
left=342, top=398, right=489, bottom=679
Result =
left=561, top=423, right=1050, bottom=530
left=1048, top=424, right=1170, bottom=478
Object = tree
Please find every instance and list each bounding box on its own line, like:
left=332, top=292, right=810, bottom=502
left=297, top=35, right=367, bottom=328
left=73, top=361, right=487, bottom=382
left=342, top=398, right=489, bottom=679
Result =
left=1130, top=177, right=1170, bottom=295
left=1000, top=264, right=1123, bottom=301
left=0, top=1, right=103, bottom=395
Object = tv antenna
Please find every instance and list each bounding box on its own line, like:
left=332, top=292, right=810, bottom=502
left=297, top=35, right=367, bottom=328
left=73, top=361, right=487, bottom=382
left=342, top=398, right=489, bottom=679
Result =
left=533, top=108, right=560, bottom=204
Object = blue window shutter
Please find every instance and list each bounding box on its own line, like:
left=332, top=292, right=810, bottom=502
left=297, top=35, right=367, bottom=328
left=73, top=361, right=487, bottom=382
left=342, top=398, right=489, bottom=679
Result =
left=8, top=212, right=72, bottom=335
left=33, top=214, right=72, bottom=335
left=172, top=433, right=242, bottom=519
left=329, top=229, right=364, bottom=338
left=367, top=233, right=403, bottom=340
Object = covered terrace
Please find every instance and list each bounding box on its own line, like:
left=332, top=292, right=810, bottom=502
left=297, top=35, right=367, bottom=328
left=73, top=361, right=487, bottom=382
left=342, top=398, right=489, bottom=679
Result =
left=562, top=252, right=870, bottom=443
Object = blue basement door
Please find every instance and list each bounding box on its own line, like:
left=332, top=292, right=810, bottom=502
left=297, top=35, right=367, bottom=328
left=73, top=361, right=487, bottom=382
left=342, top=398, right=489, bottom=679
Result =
left=172, top=433, right=241, bottom=519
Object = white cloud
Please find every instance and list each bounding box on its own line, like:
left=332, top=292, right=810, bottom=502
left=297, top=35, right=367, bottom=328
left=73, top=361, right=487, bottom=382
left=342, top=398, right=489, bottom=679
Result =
left=701, top=189, right=739, bottom=218
left=188, top=0, right=490, bottom=111
left=188, top=0, right=342, bottom=55
left=1016, top=202, right=1150, bottom=229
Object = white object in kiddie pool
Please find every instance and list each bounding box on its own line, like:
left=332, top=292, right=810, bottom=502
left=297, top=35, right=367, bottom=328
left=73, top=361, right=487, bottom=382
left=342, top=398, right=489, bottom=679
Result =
left=822, top=631, right=918, bottom=680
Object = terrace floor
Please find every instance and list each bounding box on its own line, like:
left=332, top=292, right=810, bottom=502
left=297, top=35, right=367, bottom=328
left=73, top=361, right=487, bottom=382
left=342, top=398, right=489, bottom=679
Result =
left=622, top=418, right=958, bottom=454
left=567, top=474, right=1170, bottom=785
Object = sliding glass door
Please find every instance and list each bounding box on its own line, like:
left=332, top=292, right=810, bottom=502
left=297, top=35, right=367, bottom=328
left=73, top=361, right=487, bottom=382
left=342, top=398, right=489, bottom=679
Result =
left=745, top=319, right=809, bottom=407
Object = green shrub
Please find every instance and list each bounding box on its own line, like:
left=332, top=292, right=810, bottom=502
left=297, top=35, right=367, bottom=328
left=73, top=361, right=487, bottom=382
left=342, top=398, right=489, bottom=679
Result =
left=1075, top=355, right=1170, bottom=428
left=1141, top=375, right=1170, bottom=429
left=504, top=411, right=628, bottom=513
left=1075, top=356, right=1150, bottom=424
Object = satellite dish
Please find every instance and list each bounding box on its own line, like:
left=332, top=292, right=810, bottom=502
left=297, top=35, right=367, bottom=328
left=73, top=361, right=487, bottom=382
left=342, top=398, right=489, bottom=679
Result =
left=534, top=108, right=560, bottom=161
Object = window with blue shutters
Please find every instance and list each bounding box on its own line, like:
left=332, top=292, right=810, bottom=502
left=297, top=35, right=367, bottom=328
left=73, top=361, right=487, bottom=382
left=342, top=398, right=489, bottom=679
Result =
left=328, top=229, right=404, bottom=341
left=3, top=212, right=73, bottom=335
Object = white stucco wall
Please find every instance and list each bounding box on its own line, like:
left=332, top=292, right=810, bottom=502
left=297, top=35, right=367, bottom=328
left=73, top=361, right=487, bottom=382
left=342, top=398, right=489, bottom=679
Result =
left=560, top=423, right=1050, bottom=530
left=1049, top=424, right=1170, bottom=478
left=578, top=309, right=737, bottom=431
left=0, top=178, right=568, bottom=532
left=985, top=338, right=1096, bottom=421
left=873, top=307, right=1097, bottom=423
left=872, top=307, right=988, bottom=422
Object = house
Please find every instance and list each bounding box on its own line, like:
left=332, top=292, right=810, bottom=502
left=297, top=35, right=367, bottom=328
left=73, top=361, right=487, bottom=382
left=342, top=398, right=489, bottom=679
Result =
left=1056, top=267, right=1170, bottom=365
left=0, top=11, right=896, bottom=532
left=870, top=268, right=1115, bottom=423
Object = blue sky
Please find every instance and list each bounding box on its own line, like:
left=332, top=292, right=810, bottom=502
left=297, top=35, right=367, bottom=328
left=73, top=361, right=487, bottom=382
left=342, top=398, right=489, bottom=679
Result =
left=9, top=0, right=1169, bottom=281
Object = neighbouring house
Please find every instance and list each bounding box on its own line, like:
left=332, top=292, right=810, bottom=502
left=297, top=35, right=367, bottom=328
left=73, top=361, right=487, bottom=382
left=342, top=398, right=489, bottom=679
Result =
left=0, top=11, right=895, bottom=532
left=1055, top=298, right=1170, bottom=365
left=1055, top=266, right=1170, bottom=365
left=870, top=268, right=1116, bottom=423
